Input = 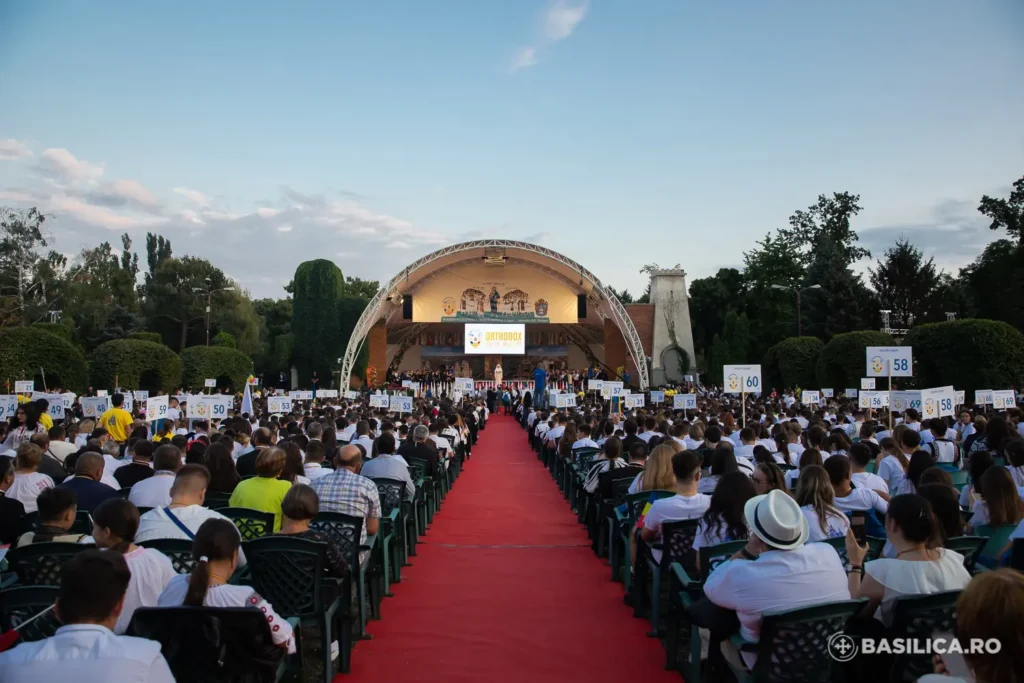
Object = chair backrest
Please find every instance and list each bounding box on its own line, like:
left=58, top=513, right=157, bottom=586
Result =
left=623, top=490, right=675, bottom=522
left=889, top=590, right=961, bottom=681
left=137, top=538, right=198, bottom=574
left=7, top=542, right=92, bottom=587
left=575, top=449, right=600, bottom=469
left=943, top=536, right=987, bottom=572
left=0, top=586, right=61, bottom=642
left=21, top=510, right=93, bottom=536
left=243, top=536, right=327, bottom=619
left=219, top=508, right=275, bottom=541
left=309, top=512, right=362, bottom=570
left=974, top=524, right=1015, bottom=565
left=948, top=470, right=969, bottom=487
left=117, top=487, right=132, bottom=499
left=606, top=474, right=635, bottom=505
left=750, top=599, right=866, bottom=682
left=818, top=536, right=885, bottom=570
left=127, top=606, right=285, bottom=683
left=660, top=519, right=700, bottom=568
left=203, top=491, right=232, bottom=510
left=371, top=477, right=406, bottom=514
left=698, top=539, right=747, bottom=581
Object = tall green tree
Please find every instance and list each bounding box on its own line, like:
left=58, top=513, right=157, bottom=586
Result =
left=345, top=276, right=380, bottom=300
left=978, top=175, right=1024, bottom=246
left=253, top=297, right=293, bottom=379
left=779, top=192, right=870, bottom=263
left=960, top=239, right=1024, bottom=331
left=62, top=235, right=144, bottom=349
left=291, top=259, right=346, bottom=384
left=868, top=238, right=945, bottom=327
left=687, top=268, right=745, bottom=359
left=801, top=238, right=874, bottom=339
left=742, top=232, right=807, bottom=357
left=0, top=207, right=50, bottom=325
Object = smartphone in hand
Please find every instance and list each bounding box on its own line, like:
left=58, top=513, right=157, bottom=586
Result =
left=932, top=633, right=972, bottom=679
left=850, top=511, right=867, bottom=545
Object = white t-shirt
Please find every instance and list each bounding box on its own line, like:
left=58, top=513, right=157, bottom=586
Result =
left=734, top=444, right=756, bottom=461
left=684, top=437, right=704, bottom=451
left=8, top=472, right=54, bottom=513
left=114, top=546, right=178, bottom=634
left=545, top=425, right=565, bottom=445
left=158, top=575, right=295, bottom=653
left=135, top=505, right=247, bottom=566
left=864, top=549, right=971, bottom=625
left=851, top=471, right=889, bottom=494
left=787, top=443, right=805, bottom=462
left=703, top=543, right=850, bottom=667
left=303, top=463, right=331, bottom=480
left=642, top=492, right=711, bottom=563
left=128, top=473, right=176, bottom=508
left=784, top=468, right=801, bottom=490
left=573, top=438, right=599, bottom=450
left=876, top=454, right=906, bottom=494
left=834, top=487, right=889, bottom=515
left=801, top=505, right=850, bottom=542
left=692, top=517, right=746, bottom=551
left=1006, top=465, right=1024, bottom=488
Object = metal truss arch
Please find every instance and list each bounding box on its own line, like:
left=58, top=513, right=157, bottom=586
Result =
left=340, top=240, right=649, bottom=390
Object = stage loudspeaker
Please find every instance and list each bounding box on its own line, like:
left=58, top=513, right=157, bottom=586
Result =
left=403, top=295, right=413, bottom=320
left=577, top=294, right=587, bottom=318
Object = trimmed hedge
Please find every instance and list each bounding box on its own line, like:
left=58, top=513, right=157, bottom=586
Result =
left=764, top=337, right=824, bottom=390
left=90, top=340, right=182, bottom=392
left=0, top=327, right=88, bottom=392
left=127, top=331, right=163, bottom=344
left=29, top=322, right=75, bottom=342
left=905, top=319, right=1024, bottom=395
left=816, top=331, right=896, bottom=390
left=180, top=346, right=252, bottom=391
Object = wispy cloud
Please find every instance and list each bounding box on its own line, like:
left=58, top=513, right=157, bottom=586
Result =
left=510, top=0, right=588, bottom=73
left=38, top=148, right=104, bottom=182
left=0, top=138, right=33, bottom=160
left=172, top=187, right=210, bottom=207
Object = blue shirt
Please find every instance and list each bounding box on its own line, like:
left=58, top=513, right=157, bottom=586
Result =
left=59, top=477, right=119, bottom=513
left=533, top=367, right=547, bottom=395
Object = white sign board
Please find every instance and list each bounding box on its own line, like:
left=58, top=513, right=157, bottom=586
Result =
left=802, top=390, right=821, bottom=405
left=954, top=390, right=965, bottom=407
left=61, top=392, right=76, bottom=410
left=454, top=378, right=474, bottom=392
left=821, top=388, right=834, bottom=398
left=0, top=396, right=18, bottom=421
left=588, top=379, right=605, bottom=392
left=920, top=386, right=955, bottom=419
left=343, top=390, right=358, bottom=400
left=673, top=393, right=697, bottom=410
left=267, top=396, right=292, bottom=413
left=14, top=380, right=34, bottom=394
left=96, top=389, right=108, bottom=397
left=40, top=395, right=64, bottom=420
left=555, top=393, right=577, bottom=409
left=974, top=390, right=992, bottom=406
left=601, top=381, right=624, bottom=399
left=390, top=395, right=413, bottom=413
left=859, top=391, right=890, bottom=409
left=145, top=395, right=169, bottom=422
left=861, top=378, right=876, bottom=390
left=625, top=394, right=646, bottom=409
left=319, top=389, right=339, bottom=399
left=82, top=396, right=109, bottom=417
left=723, top=364, right=762, bottom=394
left=846, top=388, right=859, bottom=398
left=464, top=323, right=526, bottom=355
left=289, top=390, right=314, bottom=401
left=992, top=390, right=1016, bottom=410
left=649, top=390, right=665, bottom=404
left=134, top=390, right=150, bottom=402
left=369, top=394, right=391, bottom=409
left=188, top=395, right=232, bottom=420
left=866, top=346, right=912, bottom=377
left=204, top=379, right=217, bottom=388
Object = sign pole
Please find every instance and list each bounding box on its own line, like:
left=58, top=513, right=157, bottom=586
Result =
left=741, top=380, right=746, bottom=427
left=887, top=360, right=893, bottom=432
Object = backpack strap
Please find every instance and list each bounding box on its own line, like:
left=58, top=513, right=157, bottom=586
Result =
left=163, top=507, right=196, bottom=539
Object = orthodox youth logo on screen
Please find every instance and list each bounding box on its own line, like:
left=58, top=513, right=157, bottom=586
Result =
left=464, top=323, right=526, bottom=355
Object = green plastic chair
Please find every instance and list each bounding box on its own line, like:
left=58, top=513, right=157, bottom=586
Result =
left=667, top=540, right=747, bottom=680
left=203, top=490, right=232, bottom=510
left=310, top=512, right=378, bottom=639
left=219, top=507, right=275, bottom=541
left=943, top=535, right=987, bottom=572
left=888, top=590, right=960, bottom=681
left=0, top=586, right=61, bottom=642
left=973, top=523, right=1016, bottom=567
left=614, top=490, right=675, bottom=590
left=864, top=461, right=877, bottom=473
left=6, top=542, right=93, bottom=587
left=723, top=599, right=866, bottom=682
left=243, top=536, right=352, bottom=679
left=638, top=518, right=700, bottom=637
left=369, top=477, right=406, bottom=593
left=137, top=538, right=197, bottom=574
left=947, top=470, right=969, bottom=487
left=818, top=535, right=885, bottom=570
left=22, top=510, right=93, bottom=536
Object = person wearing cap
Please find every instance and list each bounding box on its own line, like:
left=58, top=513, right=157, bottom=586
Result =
left=702, top=488, right=850, bottom=672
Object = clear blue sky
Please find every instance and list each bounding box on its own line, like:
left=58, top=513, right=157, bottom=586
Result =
left=1, top=0, right=1022, bottom=298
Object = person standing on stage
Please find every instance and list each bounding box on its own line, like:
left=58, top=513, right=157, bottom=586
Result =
left=494, top=363, right=503, bottom=387
left=533, top=362, right=547, bottom=410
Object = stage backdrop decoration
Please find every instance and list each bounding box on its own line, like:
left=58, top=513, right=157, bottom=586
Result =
left=412, top=261, right=578, bottom=324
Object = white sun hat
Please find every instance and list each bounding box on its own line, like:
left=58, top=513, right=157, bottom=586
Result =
left=744, top=489, right=810, bottom=550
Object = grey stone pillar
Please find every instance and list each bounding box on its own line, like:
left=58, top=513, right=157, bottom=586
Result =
left=649, top=269, right=696, bottom=386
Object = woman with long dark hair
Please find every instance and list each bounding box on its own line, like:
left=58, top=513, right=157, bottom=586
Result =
left=693, top=471, right=756, bottom=559
left=1, top=404, right=47, bottom=451
left=698, top=447, right=739, bottom=494
left=205, top=441, right=241, bottom=494
left=970, top=416, right=1014, bottom=457
left=876, top=436, right=909, bottom=494
left=897, top=451, right=934, bottom=496
left=157, top=518, right=295, bottom=652
left=796, top=465, right=849, bottom=541
left=967, top=466, right=1024, bottom=533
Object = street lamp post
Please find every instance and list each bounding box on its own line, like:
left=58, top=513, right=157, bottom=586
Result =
left=193, top=277, right=237, bottom=346
left=770, top=284, right=822, bottom=337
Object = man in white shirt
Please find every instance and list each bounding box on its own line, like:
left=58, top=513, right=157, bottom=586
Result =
left=46, top=426, right=78, bottom=462
left=302, top=440, right=331, bottom=481
left=703, top=489, right=850, bottom=672
left=638, top=417, right=658, bottom=443
left=640, top=451, right=711, bottom=564
left=339, top=415, right=358, bottom=443
left=349, top=421, right=375, bottom=458
left=733, top=427, right=758, bottom=464
left=572, top=424, right=600, bottom=451
left=360, top=432, right=416, bottom=499
left=545, top=415, right=567, bottom=450
left=128, top=445, right=181, bottom=508
left=0, top=549, right=175, bottom=683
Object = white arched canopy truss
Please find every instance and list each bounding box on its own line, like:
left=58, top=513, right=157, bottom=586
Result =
left=341, top=240, right=650, bottom=390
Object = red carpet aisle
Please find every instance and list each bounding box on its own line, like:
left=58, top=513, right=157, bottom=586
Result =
left=342, top=415, right=680, bottom=683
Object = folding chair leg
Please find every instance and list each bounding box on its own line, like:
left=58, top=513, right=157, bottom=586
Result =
left=648, top=569, right=661, bottom=637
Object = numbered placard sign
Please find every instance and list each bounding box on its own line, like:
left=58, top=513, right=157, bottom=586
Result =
left=858, top=391, right=890, bottom=409
left=390, top=396, right=413, bottom=413
left=892, top=391, right=913, bottom=412
left=82, top=396, right=109, bottom=417
left=188, top=395, right=231, bottom=420
left=343, top=391, right=359, bottom=400
left=455, top=378, right=474, bottom=392
left=625, top=394, right=646, bottom=409
left=204, top=379, right=217, bottom=388
left=992, top=390, right=1016, bottom=410
left=673, top=393, right=697, bottom=410
left=0, top=395, right=17, bottom=421
left=921, top=386, right=955, bottom=419
left=845, top=388, right=859, bottom=398
left=134, top=390, right=150, bottom=402
left=954, top=390, right=965, bottom=406
left=724, top=365, right=762, bottom=394
left=974, top=390, right=992, bottom=406
left=601, top=381, right=624, bottom=399
left=42, top=395, right=64, bottom=420
left=267, top=396, right=292, bottom=413
left=649, top=390, right=665, bottom=404
left=861, top=378, right=876, bottom=390
left=555, top=394, right=577, bottom=409
left=588, top=379, right=605, bottom=392
left=821, top=388, right=834, bottom=398
left=146, top=395, right=169, bottom=422
left=289, top=391, right=313, bottom=401
left=866, top=346, right=912, bottom=377
left=319, top=389, right=339, bottom=399
left=14, top=380, right=34, bottom=394
left=802, top=390, right=821, bottom=405
left=370, top=394, right=391, bottom=409
left=61, top=392, right=76, bottom=411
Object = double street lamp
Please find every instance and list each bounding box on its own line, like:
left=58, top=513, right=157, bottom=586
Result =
left=770, top=283, right=821, bottom=337
left=192, top=277, right=237, bottom=346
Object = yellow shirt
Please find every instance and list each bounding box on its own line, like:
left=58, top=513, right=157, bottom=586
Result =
left=99, top=407, right=134, bottom=442
left=39, top=413, right=53, bottom=430
left=228, top=476, right=292, bottom=531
